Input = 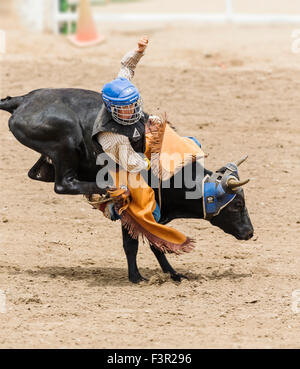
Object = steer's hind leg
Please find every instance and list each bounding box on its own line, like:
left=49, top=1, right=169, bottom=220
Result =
left=28, top=155, right=55, bottom=182
left=122, top=226, right=147, bottom=283
left=9, top=109, right=106, bottom=195
left=150, top=245, right=188, bottom=282
left=52, top=146, right=106, bottom=195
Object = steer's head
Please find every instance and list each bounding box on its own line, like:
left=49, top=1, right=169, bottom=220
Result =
left=210, top=189, right=253, bottom=240
left=205, top=156, right=254, bottom=240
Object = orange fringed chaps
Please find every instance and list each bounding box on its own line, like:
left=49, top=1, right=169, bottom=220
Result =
left=109, top=118, right=205, bottom=254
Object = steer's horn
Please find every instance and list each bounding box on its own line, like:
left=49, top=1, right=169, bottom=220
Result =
left=227, top=177, right=250, bottom=190
left=235, top=155, right=248, bottom=167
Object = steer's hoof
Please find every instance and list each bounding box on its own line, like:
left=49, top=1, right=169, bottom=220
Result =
left=170, top=273, right=188, bottom=282
left=129, top=274, right=148, bottom=284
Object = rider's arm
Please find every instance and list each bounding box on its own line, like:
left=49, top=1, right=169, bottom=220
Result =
left=118, top=50, right=144, bottom=81
left=118, top=36, right=148, bottom=81
left=96, top=37, right=150, bottom=173
left=98, top=132, right=149, bottom=173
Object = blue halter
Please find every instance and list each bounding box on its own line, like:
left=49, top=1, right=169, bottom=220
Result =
left=202, top=163, right=240, bottom=219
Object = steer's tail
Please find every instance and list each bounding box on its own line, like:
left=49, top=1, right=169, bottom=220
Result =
left=0, top=95, right=24, bottom=114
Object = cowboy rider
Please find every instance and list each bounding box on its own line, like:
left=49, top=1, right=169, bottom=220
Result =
left=92, top=35, right=155, bottom=177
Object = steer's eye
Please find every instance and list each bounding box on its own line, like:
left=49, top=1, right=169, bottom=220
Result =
left=230, top=200, right=244, bottom=212
left=234, top=201, right=243, bottom=209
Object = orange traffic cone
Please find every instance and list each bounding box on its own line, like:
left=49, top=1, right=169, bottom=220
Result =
left=69, top=0, right=104, bottom=47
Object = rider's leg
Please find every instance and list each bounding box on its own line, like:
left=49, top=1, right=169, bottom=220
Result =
left=122, top=226, right=146, bottom=283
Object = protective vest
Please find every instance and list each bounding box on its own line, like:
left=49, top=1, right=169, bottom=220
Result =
left=92, top=103, right=149, bottom=156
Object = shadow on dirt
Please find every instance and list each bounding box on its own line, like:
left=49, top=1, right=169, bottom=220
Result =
left=25, top=266, right=141, bottom=287
left=23, top=266, right=252, bottom=286
left=0, top=264, right=253, bottom=286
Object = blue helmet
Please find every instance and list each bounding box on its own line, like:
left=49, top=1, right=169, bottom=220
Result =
left=101, top=77, right=143, bottom=125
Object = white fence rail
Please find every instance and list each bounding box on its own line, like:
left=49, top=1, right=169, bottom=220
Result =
left=15, top=0, right=300, bottom=34
left=14, top=0, right=45, bottom=32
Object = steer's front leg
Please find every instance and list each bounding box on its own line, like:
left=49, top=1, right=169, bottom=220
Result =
left=122, top=226, right=147, bottom=283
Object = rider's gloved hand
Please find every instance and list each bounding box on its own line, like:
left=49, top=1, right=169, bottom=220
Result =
left=136, top=35, right=149, bottom=53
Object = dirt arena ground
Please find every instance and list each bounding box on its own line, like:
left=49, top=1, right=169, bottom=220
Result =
left=0, top=1, right=300, bottom=348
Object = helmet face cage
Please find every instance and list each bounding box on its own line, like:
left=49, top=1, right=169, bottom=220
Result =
left=106, top=98, right=143, bottom=126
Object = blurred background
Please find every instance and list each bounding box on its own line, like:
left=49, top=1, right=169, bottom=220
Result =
left=0, top=0, right=299, bottom=100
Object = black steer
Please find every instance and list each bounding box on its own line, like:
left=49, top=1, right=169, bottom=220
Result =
left=0, top=89, right=254, bottom=283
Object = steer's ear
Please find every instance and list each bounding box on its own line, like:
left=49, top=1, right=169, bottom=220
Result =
left=216, top=166, right=227, bottom=174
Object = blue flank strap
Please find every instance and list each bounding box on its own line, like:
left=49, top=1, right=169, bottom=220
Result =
left=152, top=201, right=161, bottom=222
left=186, top=136, right=202, bottom=148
